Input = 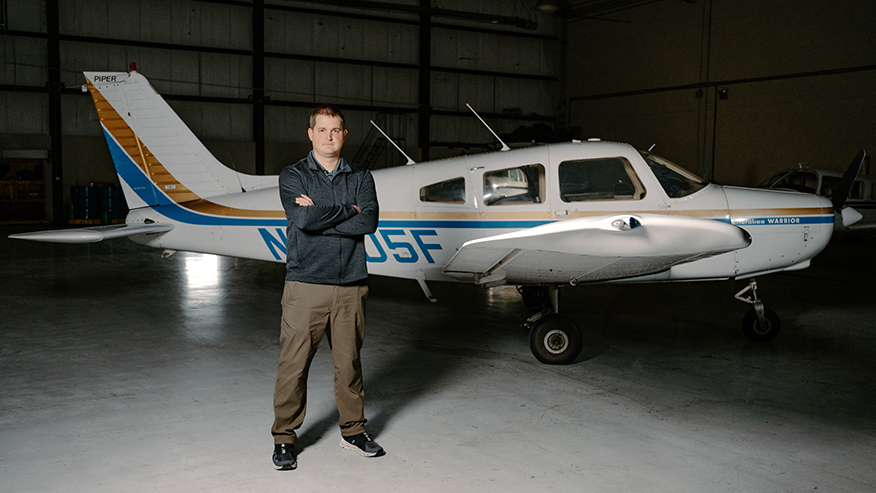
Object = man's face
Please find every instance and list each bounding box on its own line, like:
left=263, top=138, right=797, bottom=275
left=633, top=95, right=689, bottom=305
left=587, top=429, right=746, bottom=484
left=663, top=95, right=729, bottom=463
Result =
left=308, top=114, right=347, bottom=162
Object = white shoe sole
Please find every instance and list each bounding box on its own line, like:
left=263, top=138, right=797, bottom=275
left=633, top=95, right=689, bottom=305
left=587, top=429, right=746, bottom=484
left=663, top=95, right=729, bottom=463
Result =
left=339, top=438, right=380, bottom=457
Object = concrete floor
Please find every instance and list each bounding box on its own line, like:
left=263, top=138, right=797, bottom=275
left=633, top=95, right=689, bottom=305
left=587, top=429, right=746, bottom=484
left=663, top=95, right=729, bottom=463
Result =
left=1, top=224, right=875, bottom=492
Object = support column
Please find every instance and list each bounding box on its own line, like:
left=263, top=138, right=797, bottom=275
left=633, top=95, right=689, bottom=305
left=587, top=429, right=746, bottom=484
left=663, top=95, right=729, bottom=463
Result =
left=253, top=0, right=266, bottom=175
left=417, top=0, right=431, bottom=161
left=47, top=0, right=63, bottom=223
left=697, top=0, right=714, bottom=181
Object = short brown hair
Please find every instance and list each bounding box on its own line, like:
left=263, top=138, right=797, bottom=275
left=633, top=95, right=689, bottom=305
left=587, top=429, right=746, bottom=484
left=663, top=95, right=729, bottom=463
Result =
left=309, top=105, right=346, bottom=130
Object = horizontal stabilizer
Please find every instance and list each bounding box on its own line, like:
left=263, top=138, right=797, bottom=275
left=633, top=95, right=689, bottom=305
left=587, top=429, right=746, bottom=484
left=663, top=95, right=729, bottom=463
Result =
left=8, top=223, right=174, bottom=244
left=443, top=214, right=751, bottom=285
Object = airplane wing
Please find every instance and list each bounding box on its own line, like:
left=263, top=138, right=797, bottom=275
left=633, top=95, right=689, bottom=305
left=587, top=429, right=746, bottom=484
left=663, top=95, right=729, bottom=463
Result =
left=442, top=213, right=751, bottom=285
left=9, top=223, right=174, bottom=244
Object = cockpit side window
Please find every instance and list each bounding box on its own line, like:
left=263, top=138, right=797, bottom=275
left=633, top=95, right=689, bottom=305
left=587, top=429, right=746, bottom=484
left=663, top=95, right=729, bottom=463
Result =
left=558, top=157, right=644, bottom=202
left=483, top=164, right=545, bottom=206
left=420, top=177, right=466, bottom=204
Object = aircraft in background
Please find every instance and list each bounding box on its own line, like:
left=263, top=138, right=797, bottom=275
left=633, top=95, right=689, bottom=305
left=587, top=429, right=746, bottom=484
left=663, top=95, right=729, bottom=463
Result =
left=762, top=166, right=875, bottom=232
left=10, top=70, right=867, bottom=364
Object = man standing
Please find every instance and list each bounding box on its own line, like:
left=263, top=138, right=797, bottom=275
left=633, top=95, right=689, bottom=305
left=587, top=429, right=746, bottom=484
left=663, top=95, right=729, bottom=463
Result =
left=272, top=105, right=383, bottom=470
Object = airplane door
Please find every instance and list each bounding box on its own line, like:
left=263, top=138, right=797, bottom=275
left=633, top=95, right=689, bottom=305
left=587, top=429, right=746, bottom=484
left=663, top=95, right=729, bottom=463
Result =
left=404, top=160, right=483, bottom=281
left=547, top=145, right=667, bottom=218
left=468, top=147, right=553, bottom=239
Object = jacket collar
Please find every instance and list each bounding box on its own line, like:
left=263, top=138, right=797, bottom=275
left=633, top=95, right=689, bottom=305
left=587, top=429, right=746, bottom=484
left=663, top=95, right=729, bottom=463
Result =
left=307, top=151, right=351, bottom=174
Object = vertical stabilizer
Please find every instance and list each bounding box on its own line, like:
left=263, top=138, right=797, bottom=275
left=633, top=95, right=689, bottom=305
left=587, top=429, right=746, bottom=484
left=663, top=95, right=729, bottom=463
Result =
left=84, top=71, right=255, bottom=210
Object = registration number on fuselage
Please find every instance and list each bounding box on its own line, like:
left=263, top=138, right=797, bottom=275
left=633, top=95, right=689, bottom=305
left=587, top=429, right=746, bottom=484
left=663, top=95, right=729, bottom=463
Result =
left=258, top=227, right=443, bottom=264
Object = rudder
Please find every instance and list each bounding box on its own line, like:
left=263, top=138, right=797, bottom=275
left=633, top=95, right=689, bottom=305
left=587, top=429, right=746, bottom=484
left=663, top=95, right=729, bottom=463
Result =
left=84, top=70, right=256, bottom=210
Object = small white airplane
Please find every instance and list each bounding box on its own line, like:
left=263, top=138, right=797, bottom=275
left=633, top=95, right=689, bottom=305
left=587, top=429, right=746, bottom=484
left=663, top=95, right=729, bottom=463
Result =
left=10, top=70, right=867, bottom=364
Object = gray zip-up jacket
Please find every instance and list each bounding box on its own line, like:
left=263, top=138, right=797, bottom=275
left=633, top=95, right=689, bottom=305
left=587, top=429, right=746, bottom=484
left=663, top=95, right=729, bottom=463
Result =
left=279, top=151, right=379, bottom=285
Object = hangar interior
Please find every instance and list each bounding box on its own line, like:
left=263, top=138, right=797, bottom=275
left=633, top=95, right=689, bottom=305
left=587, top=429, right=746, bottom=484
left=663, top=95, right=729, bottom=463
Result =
left=2, top=0, right=873, bottom=224
left=1, top=1, right=875, bottom=491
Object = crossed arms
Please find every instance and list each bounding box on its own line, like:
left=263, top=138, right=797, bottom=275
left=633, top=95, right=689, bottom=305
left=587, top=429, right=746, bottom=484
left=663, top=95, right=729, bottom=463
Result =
left=279, top=167, right=379, bottom=237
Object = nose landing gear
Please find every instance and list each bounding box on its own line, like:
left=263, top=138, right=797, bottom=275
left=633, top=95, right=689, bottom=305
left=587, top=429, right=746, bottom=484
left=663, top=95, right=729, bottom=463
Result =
left=734, top=279, right=781, bottom=342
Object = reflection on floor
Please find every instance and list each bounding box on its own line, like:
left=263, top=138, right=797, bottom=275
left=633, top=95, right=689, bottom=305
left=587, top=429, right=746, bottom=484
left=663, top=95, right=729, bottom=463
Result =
left=1, top=225, right=875, bottom=492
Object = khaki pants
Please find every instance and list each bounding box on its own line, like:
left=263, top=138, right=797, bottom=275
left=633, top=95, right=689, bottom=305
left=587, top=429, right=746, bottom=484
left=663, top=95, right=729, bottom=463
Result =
left=272, top=281, right=369, bottom=445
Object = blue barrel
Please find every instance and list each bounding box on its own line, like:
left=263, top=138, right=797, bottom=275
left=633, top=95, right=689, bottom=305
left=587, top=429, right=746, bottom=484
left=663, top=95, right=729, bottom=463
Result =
left=100, top=187, right=127, bottom=219
left=71, top=186, right=100, bottom=219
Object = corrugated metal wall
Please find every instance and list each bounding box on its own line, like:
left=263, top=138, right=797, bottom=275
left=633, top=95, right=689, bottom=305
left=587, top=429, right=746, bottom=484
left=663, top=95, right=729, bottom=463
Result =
left=565, top=0, right=876, bottom=187
left=0, top=0, right=561, bottom=221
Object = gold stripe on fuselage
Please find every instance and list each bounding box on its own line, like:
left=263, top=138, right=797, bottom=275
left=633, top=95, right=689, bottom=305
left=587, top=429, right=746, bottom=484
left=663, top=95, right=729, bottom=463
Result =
left=88, top=80, right=284, bottom=220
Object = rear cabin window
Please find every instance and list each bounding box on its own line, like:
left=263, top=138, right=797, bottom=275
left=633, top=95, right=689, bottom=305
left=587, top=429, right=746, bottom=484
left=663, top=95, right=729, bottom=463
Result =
left=483, top=164, right=545, bottom=206
left=420, top=177, right=466, bottom=204
left=558, top=157, right=644, bottom=202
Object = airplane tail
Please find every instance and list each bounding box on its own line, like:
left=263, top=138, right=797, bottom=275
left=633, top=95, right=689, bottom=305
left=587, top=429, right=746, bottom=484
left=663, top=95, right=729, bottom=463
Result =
left=83, top=70, right=274, bottom=211
left=10, top=70, right=281, bottom=244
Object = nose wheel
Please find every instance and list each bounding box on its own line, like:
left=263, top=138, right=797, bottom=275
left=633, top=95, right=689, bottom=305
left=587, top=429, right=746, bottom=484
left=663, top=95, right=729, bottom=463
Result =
left=735, top=279, right=781, bottom=342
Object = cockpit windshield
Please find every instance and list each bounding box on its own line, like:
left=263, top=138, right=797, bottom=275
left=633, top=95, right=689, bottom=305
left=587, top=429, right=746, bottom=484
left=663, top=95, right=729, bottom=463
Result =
left=639, top=151, right=708, bottom=198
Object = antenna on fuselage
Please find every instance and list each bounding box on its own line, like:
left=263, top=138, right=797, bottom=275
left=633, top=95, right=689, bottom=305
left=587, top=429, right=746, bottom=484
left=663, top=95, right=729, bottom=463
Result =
left=466, top=103, right=510, bottom=152
left=369, top=120, right=416, bottom=166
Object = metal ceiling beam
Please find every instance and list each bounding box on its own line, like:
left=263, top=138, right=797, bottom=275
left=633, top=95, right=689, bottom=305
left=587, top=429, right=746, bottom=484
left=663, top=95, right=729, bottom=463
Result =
left=6, top=30, right=553, bottom=82
left=196, top=0, right=555, bottom=39
left=566, top=0, right=666, bottom=19
left=268, top=0, right=537, bottom=29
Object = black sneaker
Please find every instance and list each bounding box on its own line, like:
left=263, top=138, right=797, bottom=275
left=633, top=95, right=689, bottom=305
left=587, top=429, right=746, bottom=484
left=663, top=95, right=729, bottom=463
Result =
left=340, top=431, right=385, bottom=457
left=272, top=443, right=297, bottom=470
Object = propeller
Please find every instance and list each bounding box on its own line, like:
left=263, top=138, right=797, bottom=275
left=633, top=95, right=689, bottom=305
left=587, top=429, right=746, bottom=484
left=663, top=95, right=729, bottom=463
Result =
left=831, top=149, right=866, bottom=213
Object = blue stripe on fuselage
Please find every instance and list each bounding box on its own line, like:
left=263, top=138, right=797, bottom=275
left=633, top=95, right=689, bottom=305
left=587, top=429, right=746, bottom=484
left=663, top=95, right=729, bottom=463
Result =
left=376, top=220, right=551, bottom=229
left=105, top=127, right=285, bottom=227
left=731, top=216, right=833, bottom=226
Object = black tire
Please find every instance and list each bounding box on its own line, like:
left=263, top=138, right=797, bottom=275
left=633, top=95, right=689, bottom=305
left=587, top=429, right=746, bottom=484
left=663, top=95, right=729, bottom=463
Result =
left=742, top=307, right=781, bottom=342
left=519, top=285, right=549, bottom=310
left=529, top=314, right=582, bottom=365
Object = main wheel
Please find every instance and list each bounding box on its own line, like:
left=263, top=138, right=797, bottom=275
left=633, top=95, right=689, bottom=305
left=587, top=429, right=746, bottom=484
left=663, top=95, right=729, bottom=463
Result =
left=528, top=314, right=582, bottom=365
left=741, top=307, right=781, bottom=342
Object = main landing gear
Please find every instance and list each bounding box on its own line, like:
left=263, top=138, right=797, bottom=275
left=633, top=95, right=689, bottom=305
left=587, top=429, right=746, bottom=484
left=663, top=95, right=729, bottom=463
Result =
left=521, top=285, right=582, bottom=365
left=734, top=278, right=781, bottom=342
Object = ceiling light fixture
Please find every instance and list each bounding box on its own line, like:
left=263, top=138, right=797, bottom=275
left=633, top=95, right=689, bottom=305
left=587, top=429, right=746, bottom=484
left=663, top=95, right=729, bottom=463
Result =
left=535, top=0, right=561, bottom=14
